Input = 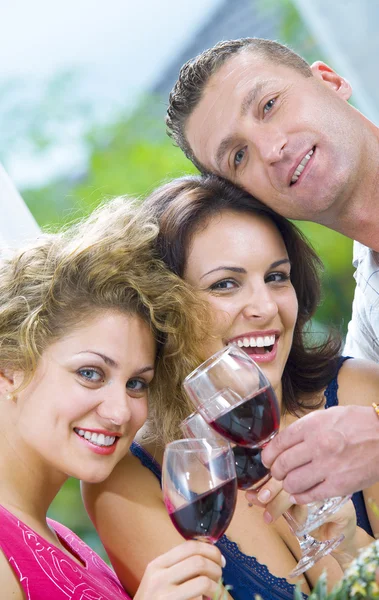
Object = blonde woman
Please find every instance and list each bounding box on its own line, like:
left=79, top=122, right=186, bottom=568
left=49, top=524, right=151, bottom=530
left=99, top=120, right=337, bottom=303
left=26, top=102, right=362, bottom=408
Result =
left=0, top=197, right=228, bottom=600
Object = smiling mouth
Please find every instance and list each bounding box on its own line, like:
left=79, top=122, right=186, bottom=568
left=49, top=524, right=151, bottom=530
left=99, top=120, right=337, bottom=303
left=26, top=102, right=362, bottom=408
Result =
left=74, top=428, right=118, bottom=448
left=290, top=147, right=315, bottom=185
left=232, top=334, right=276, bottom=354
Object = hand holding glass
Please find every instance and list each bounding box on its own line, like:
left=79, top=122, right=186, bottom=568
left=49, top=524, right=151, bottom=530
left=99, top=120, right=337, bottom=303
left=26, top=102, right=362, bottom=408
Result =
left=183, top=346, right=349, bottom=575
left=162, top=438, right=238, bottom=544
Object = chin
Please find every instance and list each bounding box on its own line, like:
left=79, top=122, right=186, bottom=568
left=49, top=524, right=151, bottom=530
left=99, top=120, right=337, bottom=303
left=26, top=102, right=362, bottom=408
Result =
left=72, top=467, right=114, bottom=484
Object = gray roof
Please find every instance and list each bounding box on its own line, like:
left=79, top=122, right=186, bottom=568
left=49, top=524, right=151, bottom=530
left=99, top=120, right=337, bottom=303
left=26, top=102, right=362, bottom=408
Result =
left=152, top=0, right=320, bottom=104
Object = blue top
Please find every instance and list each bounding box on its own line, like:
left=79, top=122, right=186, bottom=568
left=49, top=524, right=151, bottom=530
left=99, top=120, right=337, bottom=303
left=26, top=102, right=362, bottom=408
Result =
left=130, top=356, right=373, bottom=599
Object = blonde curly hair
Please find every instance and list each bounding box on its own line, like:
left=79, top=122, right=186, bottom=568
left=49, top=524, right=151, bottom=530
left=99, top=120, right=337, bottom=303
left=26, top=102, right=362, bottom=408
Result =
left=0, top=197, right=207, bottom=444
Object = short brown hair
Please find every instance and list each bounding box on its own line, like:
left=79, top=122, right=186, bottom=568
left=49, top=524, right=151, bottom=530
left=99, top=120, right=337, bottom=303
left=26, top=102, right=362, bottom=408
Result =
left=166, top=38, right=312, bottom=171
left=143, top=175, right=341, bottom=417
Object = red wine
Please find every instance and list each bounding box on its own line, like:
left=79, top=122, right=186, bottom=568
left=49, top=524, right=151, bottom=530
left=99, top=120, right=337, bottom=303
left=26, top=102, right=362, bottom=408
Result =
left=233, top=445, right=270, bottom=489
left=209, top=447, right=270, bottom=490
left=167, top=478, right=237, bottom=543
left=209, top=386, right=279, bottom=447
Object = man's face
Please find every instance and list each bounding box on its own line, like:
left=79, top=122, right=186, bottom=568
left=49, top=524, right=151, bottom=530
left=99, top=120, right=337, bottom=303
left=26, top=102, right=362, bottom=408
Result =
left=186, top=52, right=359, bottom=224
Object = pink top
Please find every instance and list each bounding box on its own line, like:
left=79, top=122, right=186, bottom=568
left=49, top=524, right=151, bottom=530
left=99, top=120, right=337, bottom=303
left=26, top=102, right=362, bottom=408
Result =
left=0, top=504, right=131, bottom=599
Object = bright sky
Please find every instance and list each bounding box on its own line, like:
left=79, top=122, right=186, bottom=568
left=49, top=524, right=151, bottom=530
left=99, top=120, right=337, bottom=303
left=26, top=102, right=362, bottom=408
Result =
left=0, top=0, right=220, bottom=186
left=1, top=0, right=219, bottom=93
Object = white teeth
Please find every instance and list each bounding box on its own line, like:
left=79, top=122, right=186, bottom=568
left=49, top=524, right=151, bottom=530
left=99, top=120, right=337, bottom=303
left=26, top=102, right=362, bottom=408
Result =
left=291, top=148, right=314, bottom=183
left=232, top=335, right=275, bottom=350
left=74, top=428, right=116, bottom=447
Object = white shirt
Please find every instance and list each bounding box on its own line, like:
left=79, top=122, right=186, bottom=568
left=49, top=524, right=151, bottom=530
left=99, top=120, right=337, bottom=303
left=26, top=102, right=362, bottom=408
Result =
left=345, top=241, right=379, bottom=360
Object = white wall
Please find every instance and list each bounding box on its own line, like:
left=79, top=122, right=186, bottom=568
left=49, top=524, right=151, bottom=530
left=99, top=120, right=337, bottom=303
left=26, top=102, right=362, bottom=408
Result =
left=292, top=0, right=379, bottom=125
left=0, top=164, right=40, bottom=246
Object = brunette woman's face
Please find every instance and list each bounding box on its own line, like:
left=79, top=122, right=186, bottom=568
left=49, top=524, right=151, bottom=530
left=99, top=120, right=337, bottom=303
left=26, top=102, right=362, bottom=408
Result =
left=2, top=310, right=156, bottom=483
left=183, top=209, right=298, bottom=396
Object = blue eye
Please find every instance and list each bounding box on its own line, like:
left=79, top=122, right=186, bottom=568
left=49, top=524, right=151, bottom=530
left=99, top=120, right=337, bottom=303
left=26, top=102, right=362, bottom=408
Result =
left=234, top=148, right=246, bottom=168
left=126, top=379, right=148, bottom=392
left=78, top=368, right=104, bottom=382
left=263, top=98, right=276, bottom=115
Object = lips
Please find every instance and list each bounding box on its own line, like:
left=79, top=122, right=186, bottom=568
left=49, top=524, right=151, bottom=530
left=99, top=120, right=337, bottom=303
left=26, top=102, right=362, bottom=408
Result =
left=73, top=427, right=121, bottom=456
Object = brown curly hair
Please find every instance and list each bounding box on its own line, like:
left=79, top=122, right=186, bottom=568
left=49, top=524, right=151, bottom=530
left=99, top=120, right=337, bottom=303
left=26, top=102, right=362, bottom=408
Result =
left=0, top=197, right=208, bottom=444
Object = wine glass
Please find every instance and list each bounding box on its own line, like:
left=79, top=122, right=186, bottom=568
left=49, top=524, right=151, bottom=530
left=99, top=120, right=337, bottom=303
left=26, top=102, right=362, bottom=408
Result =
left=181, top=411, right=271, bottom=490
left=183, top=347, right=349, bottom=538
left=181, top=410, right=344, bottom=577
left=162, top=438, right=238, bottom=544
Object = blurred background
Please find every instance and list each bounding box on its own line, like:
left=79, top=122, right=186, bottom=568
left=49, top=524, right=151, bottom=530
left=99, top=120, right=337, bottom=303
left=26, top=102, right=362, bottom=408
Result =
left=1, top=0, right=377, bottom=559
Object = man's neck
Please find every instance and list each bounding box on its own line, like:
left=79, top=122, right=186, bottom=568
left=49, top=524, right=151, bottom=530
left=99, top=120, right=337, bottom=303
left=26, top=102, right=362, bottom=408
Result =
left=319, top=121, right=379, bottom=251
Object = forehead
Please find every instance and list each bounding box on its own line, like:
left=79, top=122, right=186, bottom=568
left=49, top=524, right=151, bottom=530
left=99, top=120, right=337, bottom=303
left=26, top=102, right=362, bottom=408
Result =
left=186, top=210, right=287, bottom=271
left=185, top=51, right=305, bottom=171
left=52, top=310, right=155, bottom=356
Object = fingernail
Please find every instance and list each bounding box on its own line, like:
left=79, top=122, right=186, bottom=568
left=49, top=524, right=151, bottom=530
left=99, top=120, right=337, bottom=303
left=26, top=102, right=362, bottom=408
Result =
left=221, top=554, right=226, bottom=568
left=263, top=511, right=273, bottom=524
left=258, top=489, right=271, bottom=503
left=289, top=495, right=297, bottom=505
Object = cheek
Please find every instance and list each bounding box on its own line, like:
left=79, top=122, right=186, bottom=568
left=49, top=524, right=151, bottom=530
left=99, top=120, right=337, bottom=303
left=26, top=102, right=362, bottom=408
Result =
left=283, top=292, right=298, bottom=333
left=134, top=399, right=149, bottom=427
left=206, top=298, right=235, bottom=335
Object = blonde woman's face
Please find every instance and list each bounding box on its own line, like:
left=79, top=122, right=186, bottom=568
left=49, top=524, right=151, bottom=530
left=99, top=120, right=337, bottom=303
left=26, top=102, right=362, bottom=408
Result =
left=7, top=310, right=155, bottom=483
left=183, top=210, right=298, bottom=396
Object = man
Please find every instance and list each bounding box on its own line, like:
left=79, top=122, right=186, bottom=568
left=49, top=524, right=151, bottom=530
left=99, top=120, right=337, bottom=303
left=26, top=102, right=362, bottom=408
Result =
left=166, top=38, right=379, bottom=502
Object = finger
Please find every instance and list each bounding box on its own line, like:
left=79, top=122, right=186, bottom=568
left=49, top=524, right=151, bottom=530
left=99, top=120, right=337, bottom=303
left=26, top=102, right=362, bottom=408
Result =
left=281, top=461, right=326, bottom=497
left=261, top=418, right=307, bottom=468
left=245, top=478, right=283, bottom=509
left=262, top=490, right=294, bottom=524
left=269, top=442, right=314, bottom=482
left=287, top=480, right=334, bottom=505
left=174, top=576, right=226, bottom=600
left=167, top=555, right=223, bottom=587
left=152, top=540, right=223, bottom=570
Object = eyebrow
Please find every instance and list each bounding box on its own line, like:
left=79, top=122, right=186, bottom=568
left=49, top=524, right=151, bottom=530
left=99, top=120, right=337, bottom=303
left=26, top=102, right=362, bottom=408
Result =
left=200, top=259, right=290, bottom=280
left=78, top=351, right=154, bottom=374
left=215, top=80, right=272, bottom=171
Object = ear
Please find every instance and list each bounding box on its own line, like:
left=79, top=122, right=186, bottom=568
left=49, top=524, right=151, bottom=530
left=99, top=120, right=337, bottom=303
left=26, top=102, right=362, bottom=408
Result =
left=310, top=61, right=352, bottom=101
left=0, top=369, right=16, bottom=397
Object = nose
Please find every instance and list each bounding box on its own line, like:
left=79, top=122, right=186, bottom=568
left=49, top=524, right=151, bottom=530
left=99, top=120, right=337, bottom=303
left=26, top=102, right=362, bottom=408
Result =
left=241, top=284, right=278, bottom=322
left=96, top=386, right=132, bottom=427
left=253, top=125, right=287, bottom=164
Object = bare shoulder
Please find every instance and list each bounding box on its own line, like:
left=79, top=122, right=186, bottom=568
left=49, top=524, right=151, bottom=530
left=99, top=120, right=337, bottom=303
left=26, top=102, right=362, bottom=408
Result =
left=337, top=357, right=379, bottom=407
left=82, top=445, right=162, bottom=512
left=81, top=441, right=185, bottom=596
left=0, top=550, right=24, bottom=598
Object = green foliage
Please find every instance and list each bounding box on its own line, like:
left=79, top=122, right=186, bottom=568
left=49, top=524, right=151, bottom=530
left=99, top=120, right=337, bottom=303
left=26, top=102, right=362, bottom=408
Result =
left=303, top=540, right=379, bottom=599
